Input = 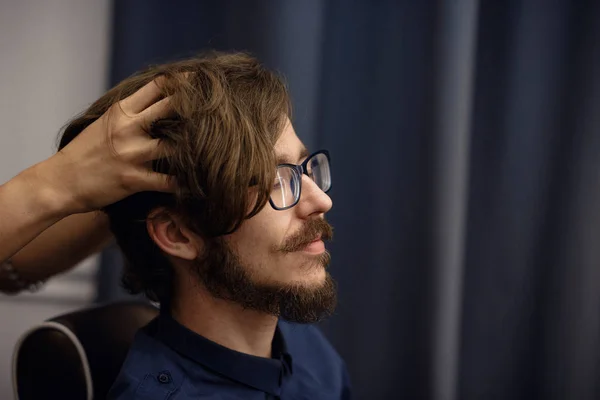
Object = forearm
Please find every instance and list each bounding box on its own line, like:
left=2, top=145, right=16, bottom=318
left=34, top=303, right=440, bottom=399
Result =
left=0, top=164, right=69, bottom=266
left=8, top=210, right=112, bottom=285
left=0, top=164, right=113, bottom=292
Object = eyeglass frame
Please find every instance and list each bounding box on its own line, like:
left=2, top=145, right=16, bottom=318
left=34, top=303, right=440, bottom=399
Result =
left=268, top=149, right=332, bottom=211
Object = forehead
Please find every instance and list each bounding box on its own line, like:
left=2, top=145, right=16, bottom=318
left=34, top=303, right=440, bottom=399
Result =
left=274, top=120, right=307, bottom=163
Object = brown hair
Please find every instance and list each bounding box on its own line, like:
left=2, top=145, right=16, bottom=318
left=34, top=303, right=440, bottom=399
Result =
left=58, top=51, right=291, bottom=303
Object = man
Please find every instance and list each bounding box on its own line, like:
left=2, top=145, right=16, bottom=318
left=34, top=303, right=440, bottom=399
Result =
left=59, top=52, right=350, bottom=399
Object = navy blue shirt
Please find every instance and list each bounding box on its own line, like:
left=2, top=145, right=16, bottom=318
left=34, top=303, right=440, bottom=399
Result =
left=108, top=313, right=351, bottom=399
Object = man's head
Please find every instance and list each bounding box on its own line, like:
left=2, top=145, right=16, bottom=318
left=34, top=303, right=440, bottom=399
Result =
left=59, top=52, right=336, bottom=323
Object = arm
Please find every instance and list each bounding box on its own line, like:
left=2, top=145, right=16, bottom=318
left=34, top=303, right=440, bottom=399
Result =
left=0, top=165, right=112, bottom=293
left=10, top=211, right=112, bottom=284
left=0, top=78, right=174, bottom=294
left=0, top=164, right=70, bottom=268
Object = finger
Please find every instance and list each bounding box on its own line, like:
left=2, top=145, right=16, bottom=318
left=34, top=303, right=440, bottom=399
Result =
left=120, top=76, right=166, bottom=114
left=136, top=138, right=174, bottom=162
left=139, top=96, right=175, bottom=129
left=136, top=170, right=177, bottom=193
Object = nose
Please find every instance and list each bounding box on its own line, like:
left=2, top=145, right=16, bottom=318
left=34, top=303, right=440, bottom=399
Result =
left=295, top=175, right=333, bottom=217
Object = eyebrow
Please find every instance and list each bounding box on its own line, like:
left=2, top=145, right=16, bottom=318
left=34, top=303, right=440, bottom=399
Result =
left=277, top=146, right=309, bottom=165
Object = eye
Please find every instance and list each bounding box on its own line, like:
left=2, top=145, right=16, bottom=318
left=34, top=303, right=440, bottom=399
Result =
left=273, top=177, right=283, bottom=190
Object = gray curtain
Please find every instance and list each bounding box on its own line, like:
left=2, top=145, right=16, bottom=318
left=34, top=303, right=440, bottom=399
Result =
left=97, top=1, right=600, bottom=399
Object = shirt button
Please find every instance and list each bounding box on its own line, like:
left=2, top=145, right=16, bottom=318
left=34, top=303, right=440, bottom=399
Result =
left=157, top=373, right=171, bottom=384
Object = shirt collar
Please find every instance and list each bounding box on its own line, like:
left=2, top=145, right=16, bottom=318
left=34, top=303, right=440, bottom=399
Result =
left=153, top=312, right=293, bottom=396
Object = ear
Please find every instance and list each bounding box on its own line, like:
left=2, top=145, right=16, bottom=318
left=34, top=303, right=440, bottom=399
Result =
left=146, top=208, right=200, bottom=261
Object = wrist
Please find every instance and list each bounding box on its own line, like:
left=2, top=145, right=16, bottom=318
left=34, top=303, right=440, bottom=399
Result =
left=15, top=160, right=76, bottom=220
left=0, top=259, right=45, bottom=295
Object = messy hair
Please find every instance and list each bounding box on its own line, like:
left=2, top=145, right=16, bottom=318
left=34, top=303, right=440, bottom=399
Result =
left=58, top=52, right=291, bottom=303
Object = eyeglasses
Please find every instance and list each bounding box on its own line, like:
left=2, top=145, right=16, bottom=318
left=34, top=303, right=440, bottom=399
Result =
left=269, top=150, right=331, bottom=210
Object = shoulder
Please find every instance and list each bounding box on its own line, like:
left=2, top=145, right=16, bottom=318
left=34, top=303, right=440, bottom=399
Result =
left=108, top=323, right=241, bottom=400
left=107, top=325, right=188, bottom=399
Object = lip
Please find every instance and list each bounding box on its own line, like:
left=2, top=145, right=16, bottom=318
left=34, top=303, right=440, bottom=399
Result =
left=301, top=238, right=325, bottom=254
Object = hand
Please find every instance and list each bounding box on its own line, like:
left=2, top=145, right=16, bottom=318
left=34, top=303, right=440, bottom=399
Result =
left=37, top=79, right=175, bottom=214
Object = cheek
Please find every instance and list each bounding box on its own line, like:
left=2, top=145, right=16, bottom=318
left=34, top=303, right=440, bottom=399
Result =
left=230, top=211, right=292, bottom=259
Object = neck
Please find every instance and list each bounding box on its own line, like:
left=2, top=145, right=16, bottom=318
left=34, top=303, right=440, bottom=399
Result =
left=170, top=284, right=278, bottom=358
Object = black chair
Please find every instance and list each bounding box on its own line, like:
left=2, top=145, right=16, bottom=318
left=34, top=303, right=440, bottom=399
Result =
left=12, top=301, right=158, bottom=400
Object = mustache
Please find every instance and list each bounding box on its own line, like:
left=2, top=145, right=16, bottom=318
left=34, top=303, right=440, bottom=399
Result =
left=278, top=218, right=334, bottom=253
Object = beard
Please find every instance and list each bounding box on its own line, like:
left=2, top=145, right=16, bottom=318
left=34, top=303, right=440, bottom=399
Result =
left=191, top=218, right=337, bottom=324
